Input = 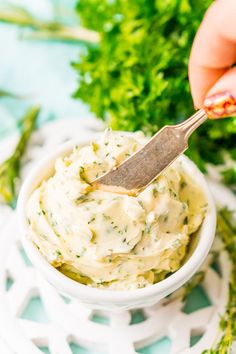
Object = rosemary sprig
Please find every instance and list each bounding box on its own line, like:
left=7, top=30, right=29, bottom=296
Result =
left=202, top=208, right=236, bottom=353
left=0, top=106, right=40, bottom=206
left=0, top=4, right=99, bottom=44
left=0, top=89, right=20, bottom=99
left=164, top=208, right=235, bottom=352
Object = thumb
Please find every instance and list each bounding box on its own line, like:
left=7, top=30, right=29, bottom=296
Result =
left=203, top=66, right=236, bottom=119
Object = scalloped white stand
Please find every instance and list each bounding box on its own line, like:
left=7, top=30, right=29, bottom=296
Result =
left=0, top=118, right=234, bottom=354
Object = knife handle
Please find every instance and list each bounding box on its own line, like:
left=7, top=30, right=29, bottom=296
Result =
left=175, top=109, right=208, bottom=139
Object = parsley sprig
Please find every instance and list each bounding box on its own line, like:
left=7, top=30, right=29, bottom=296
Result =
left=181, top=208, right=236, bottom=353
left=204, top=209, right=236, bottom=353
left=74, top=0, right=236, bottom=187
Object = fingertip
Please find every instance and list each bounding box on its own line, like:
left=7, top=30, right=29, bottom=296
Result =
left=203, top=67, right=236, bottom=119
left=188, top=0, right=236, bottom=110
left=203, top=91, right=236, bottom=119
left=189, top=64, right=227, bottom=109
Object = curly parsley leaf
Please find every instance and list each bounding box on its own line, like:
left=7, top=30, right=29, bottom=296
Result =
left=74, top=0, right=236, bottom=187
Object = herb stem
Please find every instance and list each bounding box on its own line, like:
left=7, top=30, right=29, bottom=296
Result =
left=0, top=106, right=40, bottom=205
left=0, top=5, right=99, bottom=44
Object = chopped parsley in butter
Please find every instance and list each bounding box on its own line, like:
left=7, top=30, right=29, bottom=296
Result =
left=26, top=130, right=207, bottom=290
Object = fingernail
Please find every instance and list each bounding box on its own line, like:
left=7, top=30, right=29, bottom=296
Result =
left=203, top=91, right=236, bottom=119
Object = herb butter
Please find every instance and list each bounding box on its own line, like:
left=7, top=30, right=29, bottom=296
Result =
left=26, top=130, right=207, bottom=290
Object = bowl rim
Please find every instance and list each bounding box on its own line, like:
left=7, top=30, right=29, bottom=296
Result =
left=17, top=139, right=216, bottom=303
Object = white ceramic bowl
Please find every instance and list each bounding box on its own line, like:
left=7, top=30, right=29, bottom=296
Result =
left=17, top=139, right=216, bottom=311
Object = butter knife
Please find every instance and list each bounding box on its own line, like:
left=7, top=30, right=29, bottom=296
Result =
left=93, top=109, right=207, bottom=194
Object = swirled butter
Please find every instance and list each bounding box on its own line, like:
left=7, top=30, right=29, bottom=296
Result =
left=26, top=130, right=207, bottom=290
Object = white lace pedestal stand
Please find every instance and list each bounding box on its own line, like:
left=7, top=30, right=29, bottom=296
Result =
left=0, top=118, right=234, bottom=354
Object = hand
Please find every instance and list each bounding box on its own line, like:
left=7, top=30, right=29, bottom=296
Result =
left=189, top=0, right=236, bottom=119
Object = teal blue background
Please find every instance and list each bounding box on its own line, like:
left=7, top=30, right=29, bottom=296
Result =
left=0, top=1, right=210, bottom=352
left=0, top=0, right=90, bottom=136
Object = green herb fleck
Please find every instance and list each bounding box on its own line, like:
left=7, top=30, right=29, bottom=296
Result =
left=152, top=188, right=158, bottom=198
left=88, top=216, right=96, bottom=224
left=79, top=166, right=90, bottom=184
left=183, top=216, right=188, bottom=225
left=76, top=194, right=88, bottom=204
left=164, top=215, right=168, bottom=223
left=103, top=213, right=111, bottom=221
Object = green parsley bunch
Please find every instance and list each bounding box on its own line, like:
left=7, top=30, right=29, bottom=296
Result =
left=74, top=0, right=236, bottom=185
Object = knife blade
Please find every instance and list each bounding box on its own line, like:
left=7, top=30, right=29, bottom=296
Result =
left=93, top=109, right=207, bottom=194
